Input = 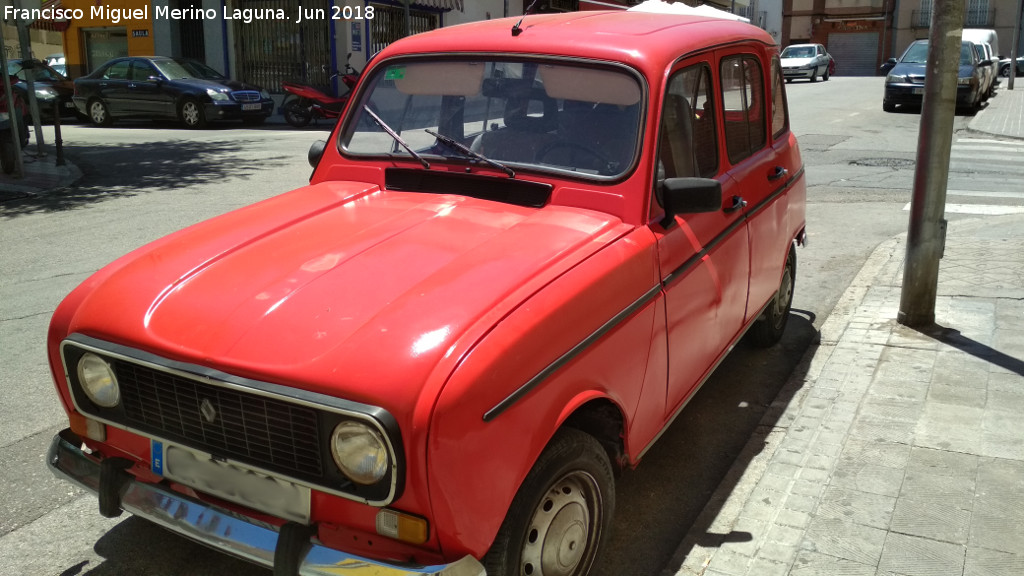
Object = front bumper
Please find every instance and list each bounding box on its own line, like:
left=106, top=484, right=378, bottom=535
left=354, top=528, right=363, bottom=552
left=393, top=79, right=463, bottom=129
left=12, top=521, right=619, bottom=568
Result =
left=205, top=100, right=274, bottom=120
left=47, top=429, right=484, bottom=576
left=884, top=83, right=978, bottom=107
left=783, top=67, right=817, bottom=79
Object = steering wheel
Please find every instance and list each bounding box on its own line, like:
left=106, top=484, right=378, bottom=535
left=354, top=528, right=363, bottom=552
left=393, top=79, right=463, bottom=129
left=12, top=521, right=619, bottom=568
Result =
left=536, top=141, right=616, bottom=174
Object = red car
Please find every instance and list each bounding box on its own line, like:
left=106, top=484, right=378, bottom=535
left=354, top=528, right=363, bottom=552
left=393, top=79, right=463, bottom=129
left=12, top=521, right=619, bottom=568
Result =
left=47, top=11, right=806, bottom=576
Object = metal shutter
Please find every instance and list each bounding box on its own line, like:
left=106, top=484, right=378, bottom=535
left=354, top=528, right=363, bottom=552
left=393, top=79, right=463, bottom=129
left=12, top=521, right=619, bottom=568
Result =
left=827, top=32, right=881, bottom=77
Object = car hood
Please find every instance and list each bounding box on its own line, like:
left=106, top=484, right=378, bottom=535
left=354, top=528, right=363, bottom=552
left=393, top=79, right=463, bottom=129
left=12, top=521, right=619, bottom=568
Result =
left=890, top=62, right=977, bottom=79
left=173, top=77, right=264, bottom=92
left=15, top=78, right=74, bottom=95
left=66, top=180, right=627, bottom=409
left=781, top=57, right=816, bottom=66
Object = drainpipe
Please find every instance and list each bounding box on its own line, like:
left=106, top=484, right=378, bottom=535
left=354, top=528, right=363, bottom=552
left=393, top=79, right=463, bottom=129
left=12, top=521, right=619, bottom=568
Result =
left=1010, top=0, right=1022, bottom=89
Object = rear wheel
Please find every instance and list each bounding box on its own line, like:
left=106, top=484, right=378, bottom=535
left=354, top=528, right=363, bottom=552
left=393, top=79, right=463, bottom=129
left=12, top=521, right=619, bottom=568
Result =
left=88, top=99, right=112, bottom=126
left=749, top=246, right=795, bottom=348
left=282, top=96, right=313, bottom=127
left=823, top=68, right=830, bottom=81
left=484, top=428, right=615, bottom=576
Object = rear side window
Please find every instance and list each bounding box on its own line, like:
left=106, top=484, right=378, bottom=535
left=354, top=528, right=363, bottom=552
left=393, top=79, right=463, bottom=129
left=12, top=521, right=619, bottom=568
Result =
left=720, top=55, right=766, bottom=164
left=103, top=61, right=129, bottom=80
left=770, top=57, right=788, bottom=140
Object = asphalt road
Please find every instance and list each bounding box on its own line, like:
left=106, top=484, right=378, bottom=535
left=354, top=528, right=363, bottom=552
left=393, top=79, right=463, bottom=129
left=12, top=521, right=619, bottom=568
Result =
left=1, top=76, right=1015, bottom=576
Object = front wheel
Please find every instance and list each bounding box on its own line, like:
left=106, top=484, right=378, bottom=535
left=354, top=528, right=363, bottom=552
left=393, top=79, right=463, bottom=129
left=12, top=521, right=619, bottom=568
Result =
left=282, top=96, right=313, bottom=127
left=180, top=99, right=207, bottom=129
left=749, top=246, right=795, bottom=348
left=484, top=428, right=615, bottom=576
left=88, top=99, right=113, bottom=126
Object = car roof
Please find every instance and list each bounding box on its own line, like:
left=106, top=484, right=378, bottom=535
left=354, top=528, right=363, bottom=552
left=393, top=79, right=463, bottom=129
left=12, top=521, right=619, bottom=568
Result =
left=375, top=11, right=773, bottom=76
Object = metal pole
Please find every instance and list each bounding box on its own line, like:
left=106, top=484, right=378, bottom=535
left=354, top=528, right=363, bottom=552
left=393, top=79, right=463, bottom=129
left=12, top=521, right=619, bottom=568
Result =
left=53, top=98, right=64, bottom=166
left=897, top=0, right=964, bottom=327
left=1009, top=0, right=1023, bottom=90
left=0, top=22, right=26, bottom=178
left=13, top=0, right=46, bottom=154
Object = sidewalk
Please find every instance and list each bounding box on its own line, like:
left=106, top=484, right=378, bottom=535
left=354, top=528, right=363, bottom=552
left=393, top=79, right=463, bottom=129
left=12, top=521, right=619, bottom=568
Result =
left=666, top=213, right=1024, bottom=571
left=0, top=149, right=82, bottom=199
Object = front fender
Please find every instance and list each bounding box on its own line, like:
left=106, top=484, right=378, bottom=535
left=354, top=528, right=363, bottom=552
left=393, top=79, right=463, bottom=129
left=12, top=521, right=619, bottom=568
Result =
left=425, top=227, right=661, bottom=559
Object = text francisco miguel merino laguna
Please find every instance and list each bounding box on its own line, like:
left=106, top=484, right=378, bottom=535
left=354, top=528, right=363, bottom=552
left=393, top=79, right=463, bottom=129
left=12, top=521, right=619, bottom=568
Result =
left=3, top=4, right=357, bottom=24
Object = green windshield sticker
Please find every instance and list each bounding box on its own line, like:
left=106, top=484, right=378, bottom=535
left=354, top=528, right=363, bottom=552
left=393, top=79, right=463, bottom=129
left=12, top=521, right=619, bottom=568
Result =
left=385, top=67, right=405, bottom=80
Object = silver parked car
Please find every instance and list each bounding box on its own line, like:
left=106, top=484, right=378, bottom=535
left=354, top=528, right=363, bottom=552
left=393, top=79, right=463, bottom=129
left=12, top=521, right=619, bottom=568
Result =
left=781, top=43, right=831, bottom=82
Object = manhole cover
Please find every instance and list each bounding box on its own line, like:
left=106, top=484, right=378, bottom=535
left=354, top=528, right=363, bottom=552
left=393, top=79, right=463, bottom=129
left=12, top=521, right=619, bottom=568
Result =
left=851, top=158, right=917, bottom=168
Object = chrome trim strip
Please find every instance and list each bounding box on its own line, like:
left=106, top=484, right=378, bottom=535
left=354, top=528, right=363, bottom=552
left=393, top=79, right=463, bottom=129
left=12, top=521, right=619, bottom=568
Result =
left=59, top=335, right=401, bottom=506
left=47, top=430, right=485, bottom=576
left=483, top=284, right=663, bottom=422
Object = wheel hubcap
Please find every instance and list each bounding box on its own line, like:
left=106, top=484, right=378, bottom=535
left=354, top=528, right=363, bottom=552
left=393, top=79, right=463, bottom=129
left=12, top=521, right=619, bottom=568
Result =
left=183, top=104, right=198, bottom=124
left=90, top=103, right=104, bottom=123
left=772, top=264, right=793, bottom=329
left=521, top=472, right=601, bottom=576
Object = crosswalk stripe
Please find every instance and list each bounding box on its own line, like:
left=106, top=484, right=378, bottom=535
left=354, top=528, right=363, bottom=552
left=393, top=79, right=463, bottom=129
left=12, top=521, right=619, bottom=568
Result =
left=902, top=202, right=1024, bottom=215
left=947, top=189, right=1024, bottom=199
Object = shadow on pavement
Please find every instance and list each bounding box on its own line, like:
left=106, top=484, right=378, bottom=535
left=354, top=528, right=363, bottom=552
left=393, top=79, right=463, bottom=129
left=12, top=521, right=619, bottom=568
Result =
left=917, top=323, right=1024, bottom=377
left=593, top=311, right=817, bottom=576
left=0, top=138, right=294, bottom=218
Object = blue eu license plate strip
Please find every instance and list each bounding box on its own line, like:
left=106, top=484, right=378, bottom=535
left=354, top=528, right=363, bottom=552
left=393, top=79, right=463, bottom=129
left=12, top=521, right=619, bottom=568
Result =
left=151, top=439, right=164, bottom=476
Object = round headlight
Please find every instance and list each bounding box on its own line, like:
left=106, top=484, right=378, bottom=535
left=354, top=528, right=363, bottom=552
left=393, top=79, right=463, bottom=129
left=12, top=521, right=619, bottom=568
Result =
left=77, top=353, right=120, bottom=408
left=330, top=421, right=389, bottom=485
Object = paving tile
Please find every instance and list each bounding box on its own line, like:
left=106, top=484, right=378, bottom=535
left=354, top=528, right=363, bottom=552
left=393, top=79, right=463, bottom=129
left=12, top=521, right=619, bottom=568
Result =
left=831, top=461, right=905, bottom=497
left=816, top=486, right=896, bottom=529
left=985, top=387, right=1024, bottom=414
left=964, top=547, right=1024, bottom=576
left=790, top=550, right=876, bottom=576
left=706, top=547, right=752, bottom=576
left=969, top=501, right=1024, bottom=555
left=975, top=459, right=1024, bottom=498
left=848, top=419, right=916, bottom=445
left=758, top=541, right=800, bottom=565
left=877, top=532, right=966, bottom=576
left=867, top=379, right=929, bottom=403
left=927, top=382, right=987, bottom=409
left=859, top=399, right=924, bottom=425
left=800, top=517, right=887, bottom=565
left=889, top=496, right=972, bottom=544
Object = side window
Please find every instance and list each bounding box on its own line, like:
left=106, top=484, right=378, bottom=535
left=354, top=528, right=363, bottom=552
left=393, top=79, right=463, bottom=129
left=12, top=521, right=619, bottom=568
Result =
left=650, top=63, right=718, bottom=219
left=720, top=55, right=766, bottom=165
left=130, top=62, right=158, bottom=81
left=771, top=57, right=789, bottom=141
left=103, top=61, right=130, bottom=80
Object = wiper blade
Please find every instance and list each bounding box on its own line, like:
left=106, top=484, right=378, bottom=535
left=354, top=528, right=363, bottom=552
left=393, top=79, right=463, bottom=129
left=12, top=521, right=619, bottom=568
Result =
left=425, top=129, right=515, bottom=178
left=363, top=105, right=430, bottom=169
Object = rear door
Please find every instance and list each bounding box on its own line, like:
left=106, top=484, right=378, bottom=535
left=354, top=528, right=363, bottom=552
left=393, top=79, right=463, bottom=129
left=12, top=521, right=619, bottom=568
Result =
left=96, top=60, right=132, bottom=116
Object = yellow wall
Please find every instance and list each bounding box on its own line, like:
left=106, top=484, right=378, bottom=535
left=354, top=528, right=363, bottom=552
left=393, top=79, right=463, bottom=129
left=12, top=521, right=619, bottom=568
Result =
left=62, top=0, right=154, bottom=77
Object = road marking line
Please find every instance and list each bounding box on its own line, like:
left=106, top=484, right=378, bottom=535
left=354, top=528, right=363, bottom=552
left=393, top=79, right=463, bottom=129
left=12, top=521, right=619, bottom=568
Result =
left=947, top=190, right=1024, bottom=199
left=902, top=202, right=1024, bottom=215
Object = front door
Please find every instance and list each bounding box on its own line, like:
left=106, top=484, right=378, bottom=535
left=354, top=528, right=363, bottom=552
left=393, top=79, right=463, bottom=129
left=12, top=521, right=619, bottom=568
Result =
left=652, top=60, right=751, bottom=415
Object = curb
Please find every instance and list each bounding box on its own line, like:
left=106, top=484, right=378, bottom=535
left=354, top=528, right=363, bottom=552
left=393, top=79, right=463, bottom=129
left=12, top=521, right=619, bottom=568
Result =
left=661, top=234, right=904, bottom=576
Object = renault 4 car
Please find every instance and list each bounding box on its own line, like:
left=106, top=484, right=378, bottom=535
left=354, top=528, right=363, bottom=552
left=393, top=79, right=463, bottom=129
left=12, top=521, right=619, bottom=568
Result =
left=47, top=11, right=806, bottom=576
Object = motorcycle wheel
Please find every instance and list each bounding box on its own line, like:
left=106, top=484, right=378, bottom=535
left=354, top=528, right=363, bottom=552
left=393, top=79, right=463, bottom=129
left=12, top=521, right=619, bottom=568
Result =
left=282, top=96, right=313, bottom=127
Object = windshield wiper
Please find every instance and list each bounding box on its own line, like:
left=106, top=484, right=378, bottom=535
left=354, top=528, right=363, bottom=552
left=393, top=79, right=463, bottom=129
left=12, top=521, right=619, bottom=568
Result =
left=362, top=105, right=430, bottom=169
left=425, top=129, right=515, bottom=178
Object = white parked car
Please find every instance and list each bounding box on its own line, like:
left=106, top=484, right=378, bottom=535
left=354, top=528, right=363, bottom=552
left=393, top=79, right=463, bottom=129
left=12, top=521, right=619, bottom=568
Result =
left=781, top=44, right=831, bottom=82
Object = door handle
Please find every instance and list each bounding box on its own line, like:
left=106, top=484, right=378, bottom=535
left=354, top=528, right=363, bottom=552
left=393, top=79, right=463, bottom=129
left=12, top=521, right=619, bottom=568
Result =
left=724, top=195, right=747, bottom=214
left=768, top=166, right=788, bottom=181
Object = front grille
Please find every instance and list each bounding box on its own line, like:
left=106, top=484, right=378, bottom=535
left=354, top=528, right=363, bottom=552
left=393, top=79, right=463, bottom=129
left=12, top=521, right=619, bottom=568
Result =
left=231, top=90, right=262, bottom=102
left=116, top=362, right=323, bottom=478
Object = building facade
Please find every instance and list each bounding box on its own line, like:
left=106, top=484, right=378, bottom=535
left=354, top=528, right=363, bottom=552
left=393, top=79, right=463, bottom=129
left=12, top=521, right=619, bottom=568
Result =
left=890, top=0, right=1021, bottom=59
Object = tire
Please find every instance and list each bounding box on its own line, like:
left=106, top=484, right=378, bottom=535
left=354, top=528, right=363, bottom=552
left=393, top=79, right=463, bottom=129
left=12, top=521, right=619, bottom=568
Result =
left=823, top=68, right=830, bottom=81
left=883, top=100, right=896, bottom=113
left=88, top=99, right=112, bottom=126
left=1, top=137, right=15, bottom=174
left=749, top=246, right=795, bottom=348
left=484, top=428, right=615, bottom=576
left=282, top=96, right=313, bottom=127
left=785, top=78, right=792, bottom=83
left=810, top=71, right=817, bottom=82
left=180, top=99, right=207, bottom=129
left=1000, top=65, right=1010, bottom=78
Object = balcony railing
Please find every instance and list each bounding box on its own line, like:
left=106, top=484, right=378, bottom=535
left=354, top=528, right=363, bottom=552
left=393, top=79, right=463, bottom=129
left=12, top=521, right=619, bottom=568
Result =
left=911, top=8, right=996, bottom=28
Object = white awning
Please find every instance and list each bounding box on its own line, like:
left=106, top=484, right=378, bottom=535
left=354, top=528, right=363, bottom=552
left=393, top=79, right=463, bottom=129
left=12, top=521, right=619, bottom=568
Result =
left=412, top=0, right=463, bottom=11
left=627, top=0, right=749, bottom=22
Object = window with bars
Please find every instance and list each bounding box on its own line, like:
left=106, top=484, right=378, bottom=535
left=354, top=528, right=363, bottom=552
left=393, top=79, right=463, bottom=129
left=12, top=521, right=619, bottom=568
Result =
left=233, top=0, right=331, bottom=93
left=368, top=3, right=440, bottom=56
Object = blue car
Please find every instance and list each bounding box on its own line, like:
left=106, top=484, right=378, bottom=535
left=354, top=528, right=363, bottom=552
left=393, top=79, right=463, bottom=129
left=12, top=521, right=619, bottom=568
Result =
left=72, top=56, right=274, bottom=129
left=883, top=40, right=989, bottom=112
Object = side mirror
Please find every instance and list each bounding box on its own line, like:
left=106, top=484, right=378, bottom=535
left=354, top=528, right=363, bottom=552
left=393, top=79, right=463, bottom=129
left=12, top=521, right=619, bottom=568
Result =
left=308, top=139, right=327, bottom=168
left=147, top=75, right=163, bottom=83
left=659, top=177, right=722, bottom=228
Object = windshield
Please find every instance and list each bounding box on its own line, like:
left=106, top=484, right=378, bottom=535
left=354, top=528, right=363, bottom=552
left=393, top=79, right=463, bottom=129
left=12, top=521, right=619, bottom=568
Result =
left=901, top=43, right=929, bottom=64
left=341, top=59, right=643, bottom=178
left=8, top=61, right=64, bottom=82
left=152, top=59, right=224, bottom=80
left=781, top=46, right=815, bottom=59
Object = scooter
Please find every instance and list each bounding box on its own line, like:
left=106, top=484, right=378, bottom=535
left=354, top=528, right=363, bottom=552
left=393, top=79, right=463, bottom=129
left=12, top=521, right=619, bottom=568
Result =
left=280, top=54, right=361, bottom=128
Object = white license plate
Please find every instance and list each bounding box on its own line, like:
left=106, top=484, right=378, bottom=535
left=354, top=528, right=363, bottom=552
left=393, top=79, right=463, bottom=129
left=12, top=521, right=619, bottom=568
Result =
left=64, top=101, right=75, bottom=108
left=154, top=440, right=311, bottom=523
left=912, top=87, right=925, bottom=95
left=241, top=103, right=262, bottom=111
